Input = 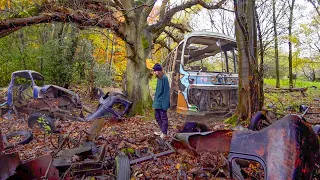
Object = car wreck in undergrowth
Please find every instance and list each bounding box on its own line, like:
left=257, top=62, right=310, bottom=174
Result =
left=0, top=70, right=132, bottom=131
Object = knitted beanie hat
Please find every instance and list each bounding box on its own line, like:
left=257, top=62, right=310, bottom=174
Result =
left=152, top=63, right=162, bottom=71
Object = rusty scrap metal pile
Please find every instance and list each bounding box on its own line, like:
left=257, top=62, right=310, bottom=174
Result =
left=1, top=112, right=320, bottom=179
left=0, top=71, right=320, bottom=179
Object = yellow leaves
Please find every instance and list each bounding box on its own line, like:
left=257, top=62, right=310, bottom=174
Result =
left=175, top=163, right=181, bottom=170
left=288, top=35, right=298, bottom=44
left=300, top=23, right=312, bottom=35
left=82, top=29, right=127, bottom=82
left=189, top=4, right=202, bottom=12
left=113, top=11, right=125, bottom=22
left=146, top=58, right=154, bottom=70
left=282, top=35, right=298, bottom=44
left=0, top=0, right=9, bottom=10
left=87, top=12, right=97, bottom=19
left=93, top=47, right=106, bottom=63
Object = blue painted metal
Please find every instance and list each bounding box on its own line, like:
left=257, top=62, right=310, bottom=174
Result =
left=5, top=70, right=78, bottom=106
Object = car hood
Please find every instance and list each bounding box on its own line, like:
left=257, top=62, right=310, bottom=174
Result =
left=40, top=85, right=75, bottom=95
left=34, top=85, right=80, bottom=101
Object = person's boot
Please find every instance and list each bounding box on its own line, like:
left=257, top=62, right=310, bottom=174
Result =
left=160, top=133, right=166, bottom=139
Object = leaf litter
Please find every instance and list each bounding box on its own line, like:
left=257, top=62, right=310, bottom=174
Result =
left=4, top=90, right=320, bottom=179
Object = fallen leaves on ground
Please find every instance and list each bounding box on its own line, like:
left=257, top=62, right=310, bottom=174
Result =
left=0, top=109, right=242, bottom=179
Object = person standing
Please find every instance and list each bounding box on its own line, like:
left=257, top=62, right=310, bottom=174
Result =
left=152, top=63, right=170, bottom=138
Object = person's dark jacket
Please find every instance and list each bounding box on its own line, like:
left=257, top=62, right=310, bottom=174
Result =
left=152, top=74, right=170, bottom=110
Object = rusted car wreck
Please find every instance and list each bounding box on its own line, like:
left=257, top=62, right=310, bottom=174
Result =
left=172, top=115, right=320, bottom=179
left=0, top=70, right=132, bottom=131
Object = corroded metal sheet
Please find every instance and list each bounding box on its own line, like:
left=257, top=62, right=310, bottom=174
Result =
left=173, top=115, right=320, bottom=179
left=0, top=130, right=20, bottom=180
left=173, top=130, right=233, bottom=153
left=230, top=115, right=319, bottom=180
left=9, top=155, right=59, bottom=180
left=0, top=152, right=20, bottom=180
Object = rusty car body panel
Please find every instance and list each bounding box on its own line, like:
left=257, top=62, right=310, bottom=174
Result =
left=8, top=155, right=60, bottom=180
left=0, top=130, right=20, bottom=180
left=172, top=115, right=320, bottom=179
left=85, top=92, right=132, bottom=121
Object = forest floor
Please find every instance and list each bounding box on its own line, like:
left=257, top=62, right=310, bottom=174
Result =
left=1, top=86, right=320, bottom=179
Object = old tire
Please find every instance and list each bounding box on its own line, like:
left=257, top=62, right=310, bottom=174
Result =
left=28, top=112, right=55, bottom=132
left=248, top=111, right=267, bottom=131
left=2, top=130, right=33, bottom=149
left=115, top=154, right=131, bottom=180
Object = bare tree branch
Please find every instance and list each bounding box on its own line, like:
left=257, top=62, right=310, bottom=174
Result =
left=147, top=0, right=227, bottom=34
left=219, top=7, right=234, bottom=12
left=0, top=2, right=127, bottom=40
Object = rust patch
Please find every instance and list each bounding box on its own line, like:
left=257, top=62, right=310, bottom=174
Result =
left=255, top=146, right=265, bottom=157
left=0, top=130, right=21, bottom=180
left=267, top=127, right=295, bottom=179
left=174, top=130, right=233, bottom=153
left=10, top=155, right=59, bottom=180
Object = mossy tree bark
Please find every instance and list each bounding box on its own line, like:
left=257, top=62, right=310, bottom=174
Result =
left=124, top=22, right=153, bottom=114
left=232, top=0, right=262, bottom=124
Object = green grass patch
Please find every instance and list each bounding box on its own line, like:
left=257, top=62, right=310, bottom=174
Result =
left=264, top=78, right=320, bottom=88
left=263, top=79, right=320, bottom=113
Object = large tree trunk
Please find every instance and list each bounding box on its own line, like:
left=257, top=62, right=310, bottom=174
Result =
left=126, top=59, right=153, bottom=114
left=255, top=7, right=264, bottom=110
left=288, top=0, right=295, bottom=88
left=273, top=0, right=280, bottom=88
left=124, top=23, right=153, bottom=115
left=233, top=0, right=260, bottom=123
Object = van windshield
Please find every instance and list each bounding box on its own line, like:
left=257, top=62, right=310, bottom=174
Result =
left=183, top=36, right=237, bottom=73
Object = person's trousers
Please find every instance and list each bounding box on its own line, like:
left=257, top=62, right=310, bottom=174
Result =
left=154, top=109, right=168, bottom=134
